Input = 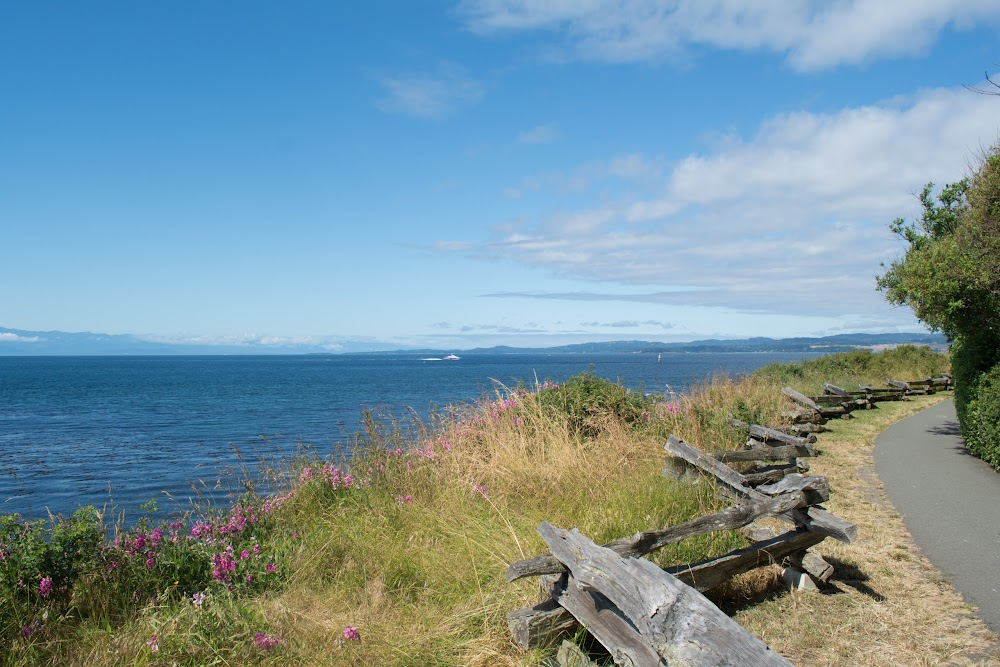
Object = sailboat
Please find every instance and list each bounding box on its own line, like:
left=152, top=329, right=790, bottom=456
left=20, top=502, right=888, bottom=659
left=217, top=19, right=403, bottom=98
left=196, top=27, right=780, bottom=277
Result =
left=657, top=353, right=662, bottom=364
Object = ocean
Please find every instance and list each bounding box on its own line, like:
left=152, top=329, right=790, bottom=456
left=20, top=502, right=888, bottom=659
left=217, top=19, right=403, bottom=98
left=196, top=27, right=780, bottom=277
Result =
left=0, top=352, right=819, bottom=522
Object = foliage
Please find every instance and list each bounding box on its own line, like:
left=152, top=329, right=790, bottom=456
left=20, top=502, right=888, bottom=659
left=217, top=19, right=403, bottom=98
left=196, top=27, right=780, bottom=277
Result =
left=754, top=346, right=949, bottom=396
left=535, top=369, right=653, bottom=437
left=877, top=145, right=1000, bottom=469
left=964, top=362, right=1000, bottom=468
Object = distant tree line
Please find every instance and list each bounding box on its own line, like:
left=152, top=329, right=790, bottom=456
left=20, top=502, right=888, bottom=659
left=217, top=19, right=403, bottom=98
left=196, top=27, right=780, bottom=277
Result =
left=878, top=141, right=1000, bottom=469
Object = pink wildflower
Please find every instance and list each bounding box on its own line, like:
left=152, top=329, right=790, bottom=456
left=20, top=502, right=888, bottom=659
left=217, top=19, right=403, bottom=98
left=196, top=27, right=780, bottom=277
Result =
left=38, top=577, right=52, bottom=599
left=343, top=626, right=360, bottom=641
left=265, top=563, right=277, bottom=573
left=146, top=636, right=159, bottom=652
left=254, top=632, right=286, bottom=651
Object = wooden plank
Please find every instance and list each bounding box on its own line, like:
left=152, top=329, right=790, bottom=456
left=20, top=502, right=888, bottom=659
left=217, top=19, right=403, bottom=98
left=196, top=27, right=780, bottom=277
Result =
left=782, top=387, right=820, bottom=411
left=823, top=383, right=851, bottom=397
left=784, top=422, right=827, bottom=436
left=782, top=410, right=826, bottom=425
left=886, top=379, right=911, bottom=390
left=714, top=443, right=815, bottom=462
left=730, top=419, right=813, bottom=447
left=539, top=523, right=797, bottom=667
left=789, top=506, right=857, bottom=543
left=743, top=465, right=798, bottom=486
left=508, top=597, right=578, bottom=650
left=506, top=488, right=813, bottom=582
left=743, top=524, right=836, bottom=583
left=664, top=435, right=752, bottom=497
left=666, top=529, right=825, bottom=593
left=757, top=473, right=829, bottom=503
left=554, top=582, right=667, bottom=666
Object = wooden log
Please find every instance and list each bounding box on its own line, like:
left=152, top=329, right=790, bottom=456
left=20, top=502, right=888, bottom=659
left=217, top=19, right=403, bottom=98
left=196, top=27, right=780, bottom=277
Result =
left=745, top=524, right=835, bottom=583
left=665, top=435, right=855, bottom=541
left=508, top=597, right=578, bottom=650
left=816, top=404, right=849, bottom=418
left=782, top=409, right=826, bottom=425
left=742, top=465, right=799, bottom=486
left=506, top=486, right=816, bottom=582
left=823, top=383, right=851, bottom=397
left=666, top=529, right=825, bottom=592
left=664, top=435, right=752, bottom=497
left=886, top=379, right=911, bottom=391
left=713, top=443, right=815, bottom=462
left=539, top=523, right=797, bottom=667
left=782, top=387, right=820, bottom=411
left=784, top=422, right=827, bottom=436
left=789, top=506, right=857, bottom=543
left=553, top=583, right=667, bottom=666
left=757, top=473, right=829, bottom=504
left=729, top=419, right=813, bottom=447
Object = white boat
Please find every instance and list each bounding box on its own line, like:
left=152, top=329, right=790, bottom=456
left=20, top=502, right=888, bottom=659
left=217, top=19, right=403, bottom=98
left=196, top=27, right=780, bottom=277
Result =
left=442, top=354, right=461, bottom=361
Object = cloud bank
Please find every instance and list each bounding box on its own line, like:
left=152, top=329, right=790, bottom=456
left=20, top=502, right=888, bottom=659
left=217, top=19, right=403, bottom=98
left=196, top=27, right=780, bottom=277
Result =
left=457, top=0, right=1000, bottom=70
left=437, top=86, right=1000, bottom=320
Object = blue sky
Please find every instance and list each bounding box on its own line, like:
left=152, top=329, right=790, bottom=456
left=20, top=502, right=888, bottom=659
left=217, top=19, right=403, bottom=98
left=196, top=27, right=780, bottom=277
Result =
left=2, top=1, right=999, bottom=352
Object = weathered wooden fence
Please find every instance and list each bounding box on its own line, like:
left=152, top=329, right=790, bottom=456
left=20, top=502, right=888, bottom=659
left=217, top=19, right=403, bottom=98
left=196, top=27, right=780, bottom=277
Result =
left=505, top=375, right=946, bottom=665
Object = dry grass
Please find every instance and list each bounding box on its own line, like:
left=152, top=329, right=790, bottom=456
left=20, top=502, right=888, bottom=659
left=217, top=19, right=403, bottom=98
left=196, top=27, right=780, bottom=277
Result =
left=718, top=395, right=1000, bottom=666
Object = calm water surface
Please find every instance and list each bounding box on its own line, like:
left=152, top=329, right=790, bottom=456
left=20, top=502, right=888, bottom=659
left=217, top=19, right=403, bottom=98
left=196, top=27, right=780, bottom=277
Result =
left=0, top=352, right=818, bottom=521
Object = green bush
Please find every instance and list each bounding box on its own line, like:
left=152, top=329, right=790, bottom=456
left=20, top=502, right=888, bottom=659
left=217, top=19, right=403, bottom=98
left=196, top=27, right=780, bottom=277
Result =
left=963, top=361, right=1000, bottom=470
left=536, top=370, right=652, bottom=437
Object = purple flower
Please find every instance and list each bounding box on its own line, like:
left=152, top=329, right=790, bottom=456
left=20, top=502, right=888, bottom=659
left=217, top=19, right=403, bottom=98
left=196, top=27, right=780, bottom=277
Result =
left=265, top=563, right=277, bottom=574
left=254, top=632, right=286, bottom=651
left=38, top=577, right=53, bottom=599
left=146, top=636, right=159, bottom=652
left=343, top=625, right=360, bottom=641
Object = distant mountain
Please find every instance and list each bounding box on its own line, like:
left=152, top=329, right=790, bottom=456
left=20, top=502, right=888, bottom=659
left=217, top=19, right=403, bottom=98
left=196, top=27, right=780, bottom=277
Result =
left=0, top=326, right=947, bottom=356
left=356, top=333, right=948, bottom=356
left=443, top=333, right=948, bottom=355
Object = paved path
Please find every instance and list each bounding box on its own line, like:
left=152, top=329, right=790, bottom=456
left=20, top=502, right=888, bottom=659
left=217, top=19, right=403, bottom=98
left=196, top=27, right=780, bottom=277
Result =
left=874, top=399, right=1000, bottom=633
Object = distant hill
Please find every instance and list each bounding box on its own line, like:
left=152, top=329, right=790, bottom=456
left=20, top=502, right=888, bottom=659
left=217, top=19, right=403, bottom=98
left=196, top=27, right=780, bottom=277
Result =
left=0, top=326, right=946, bottom=356
left=402, top=333, right=948, bottom=356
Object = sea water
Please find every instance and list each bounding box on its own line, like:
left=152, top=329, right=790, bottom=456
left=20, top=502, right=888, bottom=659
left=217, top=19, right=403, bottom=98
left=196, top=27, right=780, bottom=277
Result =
left=0, top=352, right=817, bottom=521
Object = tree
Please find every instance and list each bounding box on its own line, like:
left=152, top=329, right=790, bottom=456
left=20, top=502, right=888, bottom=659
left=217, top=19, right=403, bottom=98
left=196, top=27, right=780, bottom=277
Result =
left=878, top=145, right=1000, bottom=468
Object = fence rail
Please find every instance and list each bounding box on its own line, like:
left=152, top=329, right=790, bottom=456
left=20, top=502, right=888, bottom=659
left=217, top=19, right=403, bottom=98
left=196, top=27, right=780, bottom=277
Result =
left=506, top=375, right=947, bottom=665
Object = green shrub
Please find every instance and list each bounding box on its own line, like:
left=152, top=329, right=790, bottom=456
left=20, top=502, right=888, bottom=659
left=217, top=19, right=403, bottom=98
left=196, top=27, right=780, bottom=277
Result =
left=963, top=362, right=1000, bottom=470
left=536, top=370, right=652, bottom=437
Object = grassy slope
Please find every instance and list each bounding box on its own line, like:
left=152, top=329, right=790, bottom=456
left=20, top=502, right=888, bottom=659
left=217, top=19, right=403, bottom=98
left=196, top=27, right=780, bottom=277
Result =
left=6, top=346, right=997, bottom=666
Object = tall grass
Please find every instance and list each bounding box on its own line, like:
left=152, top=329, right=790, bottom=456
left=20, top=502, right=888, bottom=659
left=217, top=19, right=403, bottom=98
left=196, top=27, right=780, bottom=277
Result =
left=0, top=347, right=950, bottom=666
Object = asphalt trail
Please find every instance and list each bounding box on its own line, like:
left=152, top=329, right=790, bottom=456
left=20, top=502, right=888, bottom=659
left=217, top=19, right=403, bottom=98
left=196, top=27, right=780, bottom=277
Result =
left=874, top=399, right=1000, bottom=633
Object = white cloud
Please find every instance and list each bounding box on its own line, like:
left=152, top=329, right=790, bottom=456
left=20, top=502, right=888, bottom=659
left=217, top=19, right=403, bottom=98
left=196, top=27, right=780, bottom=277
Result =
left=437, top=86, right=1000, bottom=320
left=517, top=124, right=559, bottom=144
left=0, top=333, right=40, bottom=342
left=456, top=0, right=1000, bottom=70
left=376, top=63, right=485, bottom=118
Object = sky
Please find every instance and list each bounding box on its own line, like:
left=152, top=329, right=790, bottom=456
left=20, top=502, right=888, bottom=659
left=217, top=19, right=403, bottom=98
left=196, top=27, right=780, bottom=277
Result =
left=2, top=1, right=1000, bottom=352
